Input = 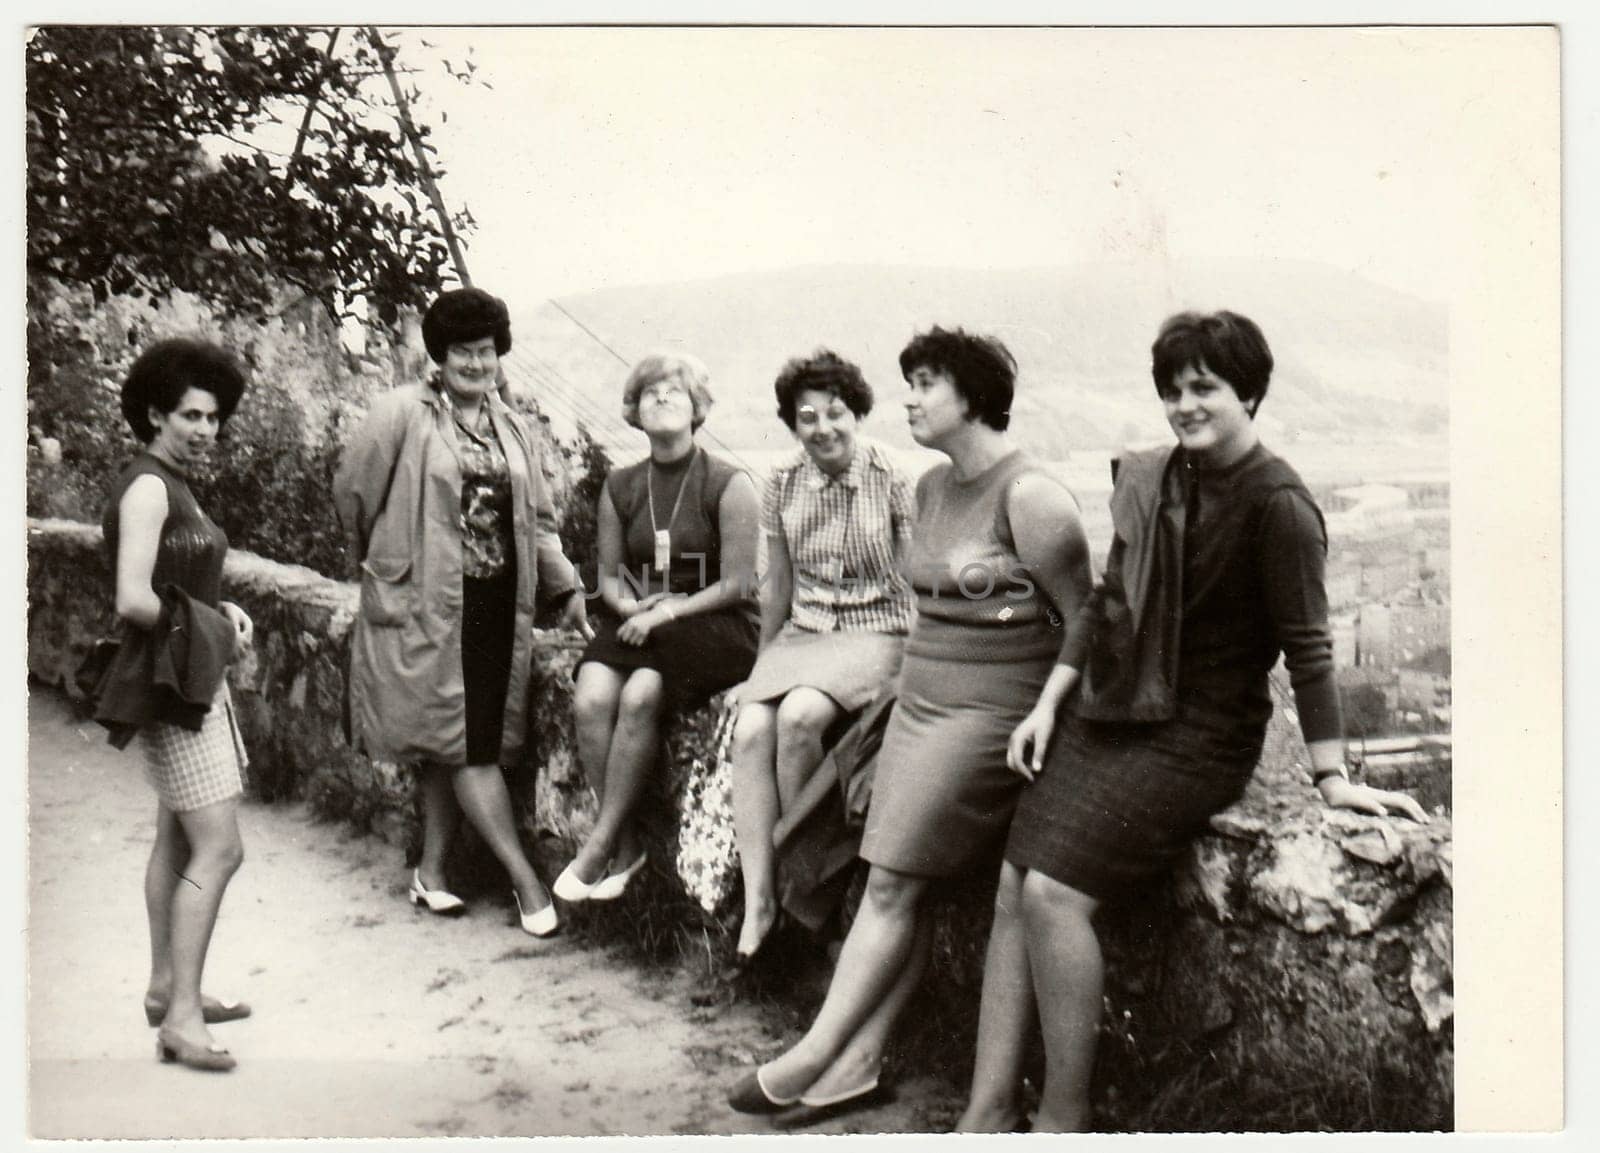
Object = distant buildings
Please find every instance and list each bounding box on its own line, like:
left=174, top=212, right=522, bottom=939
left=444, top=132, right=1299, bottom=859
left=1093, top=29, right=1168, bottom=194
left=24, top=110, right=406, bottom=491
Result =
left=1355, top=599, right=1451, bottom=671
left=1322, top=475, right=1451, bottom=738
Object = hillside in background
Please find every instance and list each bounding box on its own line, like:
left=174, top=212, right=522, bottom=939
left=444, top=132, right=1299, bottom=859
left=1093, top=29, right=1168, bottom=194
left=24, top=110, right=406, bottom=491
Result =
left=505, top=261, right=1449, bottom=466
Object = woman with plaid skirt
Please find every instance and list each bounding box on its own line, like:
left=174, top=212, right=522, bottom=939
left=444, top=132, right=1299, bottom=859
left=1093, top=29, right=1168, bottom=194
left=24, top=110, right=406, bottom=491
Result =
left=101, top=340, right=256, bottom=1072
left=727, top=350, right=917, bottom=970
left=956, top=311, right=1430, bottom=1133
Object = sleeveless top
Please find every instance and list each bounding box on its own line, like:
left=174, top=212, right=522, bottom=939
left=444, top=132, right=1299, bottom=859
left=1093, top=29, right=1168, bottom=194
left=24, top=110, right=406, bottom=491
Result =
left=605, top=447, right=756, bottom=609
left=901, top=449, right=1063, bottom=663
left=102, top=452, right=228, bottom=610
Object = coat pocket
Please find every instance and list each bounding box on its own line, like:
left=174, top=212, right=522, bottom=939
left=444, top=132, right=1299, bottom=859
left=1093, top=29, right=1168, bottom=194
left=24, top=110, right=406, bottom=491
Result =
left=359, top=557, right=415, bottom=627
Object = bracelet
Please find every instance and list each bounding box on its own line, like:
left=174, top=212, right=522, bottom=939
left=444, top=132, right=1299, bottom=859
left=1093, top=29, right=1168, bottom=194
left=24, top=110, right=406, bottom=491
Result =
left=1312, top=764, right=1350, bottom=785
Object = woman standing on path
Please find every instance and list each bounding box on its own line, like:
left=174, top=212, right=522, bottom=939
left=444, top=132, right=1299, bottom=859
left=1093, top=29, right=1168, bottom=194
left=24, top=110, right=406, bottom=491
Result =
left=556, top=352, right=760, bottom=904
left=956, top=311, right=1429, bottom=1133
left=335, top=288, right=592, bottom=939
left=728, top=350, right=916, bottom=968
left=728, top=326, right=1092, bottom=1120
left=99, top=339, right=255, bottom=1072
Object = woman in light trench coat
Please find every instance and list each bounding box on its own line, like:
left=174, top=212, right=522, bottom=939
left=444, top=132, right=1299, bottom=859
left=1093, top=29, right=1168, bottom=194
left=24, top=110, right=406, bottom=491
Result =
left=335, top=288, right=592, bottom=937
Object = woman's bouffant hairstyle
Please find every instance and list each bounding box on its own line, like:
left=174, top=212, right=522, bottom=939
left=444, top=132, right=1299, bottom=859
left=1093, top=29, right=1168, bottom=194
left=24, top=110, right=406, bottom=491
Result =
left=620, top=352, right=715, bottom=432
left=897, top=326, right=1017, bottom=431
left=1150, top=311, right=1274, bottom=414
left=422, top=287, right=512, bottom=364
left=773, top=349, right=874, bottom=431
left=120, top=338, right=247, bottom=443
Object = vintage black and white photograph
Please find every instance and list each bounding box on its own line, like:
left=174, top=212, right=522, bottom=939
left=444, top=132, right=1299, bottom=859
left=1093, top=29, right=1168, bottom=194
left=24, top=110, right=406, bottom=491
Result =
left=18, top=16, right=1563, bottom=1141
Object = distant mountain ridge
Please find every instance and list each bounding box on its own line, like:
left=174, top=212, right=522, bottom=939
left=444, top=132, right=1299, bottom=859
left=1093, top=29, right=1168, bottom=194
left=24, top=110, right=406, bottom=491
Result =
left=508, top=261, right=1448, bottom=461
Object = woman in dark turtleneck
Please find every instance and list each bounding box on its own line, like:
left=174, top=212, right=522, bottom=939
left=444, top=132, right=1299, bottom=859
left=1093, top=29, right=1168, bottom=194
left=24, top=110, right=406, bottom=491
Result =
left=957, top=311, right=1430, bottom=1133
left=555, top=352, right=760, bottom=904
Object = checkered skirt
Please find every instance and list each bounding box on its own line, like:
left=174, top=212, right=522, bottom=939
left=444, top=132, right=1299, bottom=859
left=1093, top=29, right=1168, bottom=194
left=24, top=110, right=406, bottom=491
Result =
left=141, top=683, right=248, bottom=812
left=1004, top=710, right=1262, bottom=901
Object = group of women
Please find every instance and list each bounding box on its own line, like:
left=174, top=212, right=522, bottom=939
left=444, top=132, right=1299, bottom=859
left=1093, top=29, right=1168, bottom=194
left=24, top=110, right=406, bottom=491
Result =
left=101, top=287, right=1426, bottom=1131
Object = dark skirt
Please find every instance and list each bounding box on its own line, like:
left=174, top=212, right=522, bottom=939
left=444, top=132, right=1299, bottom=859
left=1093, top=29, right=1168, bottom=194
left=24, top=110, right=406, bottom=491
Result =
left=461, top=571, right=517, bottom=765
left=859, top=648, right=1056, bottom=878
left=577, top=606, right=759, bottom=709
left=1004, top=710, right=1263, bottom=901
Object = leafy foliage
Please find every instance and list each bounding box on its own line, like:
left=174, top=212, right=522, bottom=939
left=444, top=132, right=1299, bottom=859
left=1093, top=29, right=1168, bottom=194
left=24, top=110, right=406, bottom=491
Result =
left=25, top=283, right=354, bottom=576
left=26, top=25, right=475, bottom=324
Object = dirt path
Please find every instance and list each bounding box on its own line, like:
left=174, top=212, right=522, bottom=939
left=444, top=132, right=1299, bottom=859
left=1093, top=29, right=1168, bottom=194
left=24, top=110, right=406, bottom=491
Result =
left=26, top=690, right=955, bottom=1138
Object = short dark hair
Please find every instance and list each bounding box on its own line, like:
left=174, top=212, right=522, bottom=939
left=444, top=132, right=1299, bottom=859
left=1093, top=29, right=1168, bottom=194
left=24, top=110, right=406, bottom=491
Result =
left=120, top=338, right=246, bottom=443
left=1150, top=311, right=1274, bottom=413
left=897, top=326, right=1016, bottom=431
left=422, top=287, right=512, bottom=364
left=773, top=349, right=874, bottom=431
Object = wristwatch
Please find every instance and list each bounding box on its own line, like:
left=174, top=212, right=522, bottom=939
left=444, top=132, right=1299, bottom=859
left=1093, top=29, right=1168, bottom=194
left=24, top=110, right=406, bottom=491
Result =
left=1312, top=761, right=1351, bottom=785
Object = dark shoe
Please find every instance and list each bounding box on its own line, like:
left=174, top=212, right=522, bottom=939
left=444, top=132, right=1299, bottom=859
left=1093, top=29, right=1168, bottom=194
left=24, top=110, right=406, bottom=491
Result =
left=156, top=1026, right=237, bottom=1072
left=773, top=1079, right=891, bottom=1130
left=727, top=1066, right=801, bottom=1114
left=720, top=912, right=782, bottom=982
left=143, top=995, right=252, bottom=1027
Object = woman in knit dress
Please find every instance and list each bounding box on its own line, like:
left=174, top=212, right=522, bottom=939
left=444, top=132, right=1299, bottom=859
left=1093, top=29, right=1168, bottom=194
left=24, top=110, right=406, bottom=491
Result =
left=728, top=326, right=1092, bottom=1117
left=728, top=350, right=916, bottom=966
left=335, top=288, right=592, bottom=940
left=956, top=311, right=1430, bottom=1133
left=103, top=339, right=255, bottom=1072
left=555, top=352, right=760, bottom=903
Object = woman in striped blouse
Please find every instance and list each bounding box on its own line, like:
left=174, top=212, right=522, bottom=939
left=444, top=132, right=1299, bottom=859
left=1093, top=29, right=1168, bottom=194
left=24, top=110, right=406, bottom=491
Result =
left=728, top=350, right=916, bottom=967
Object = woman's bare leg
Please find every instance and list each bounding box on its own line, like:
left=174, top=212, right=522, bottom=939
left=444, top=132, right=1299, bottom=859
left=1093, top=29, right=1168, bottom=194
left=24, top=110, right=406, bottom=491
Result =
left=144, top=804, right=189, bottom=1004
left=957, top=860, right=1034, bottom=1131
left=162, top=798, right=244, bottom=1048
left=755, top=864, right=927, bottom=1100
left=573, top=661, right=626, bottom=811
left=800, top=910, right=933, bottom=1100
left=452, top=764, right=550, bottom=912
left=1022, top=870, right=1102, bottom=1132
left=415, top=763, right=458, bottom=891
left=568, top=668, right=664, bottom=884
left=730, top=701, right=780, bottom=956
left=772, top=688, right=842, bottom=810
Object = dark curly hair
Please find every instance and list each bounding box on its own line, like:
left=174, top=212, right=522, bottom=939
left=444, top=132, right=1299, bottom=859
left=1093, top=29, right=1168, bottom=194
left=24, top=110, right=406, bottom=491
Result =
left=897, top=326, right=1016, bottom=431
left=773, top=349, right=874, bottom=431
left=1150, top=311, right=1274, bottom=413
left=422, top=287, right=512, bottom=364
left=120, top=338, right=246, bottom=443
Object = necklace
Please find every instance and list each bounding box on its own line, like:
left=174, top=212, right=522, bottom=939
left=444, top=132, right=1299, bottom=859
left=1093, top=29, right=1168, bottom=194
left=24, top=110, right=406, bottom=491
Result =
left=646, top=446, right=699, bottom=573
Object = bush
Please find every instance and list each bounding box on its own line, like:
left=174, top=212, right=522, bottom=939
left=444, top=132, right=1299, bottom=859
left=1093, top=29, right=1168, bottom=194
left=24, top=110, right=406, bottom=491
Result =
left=191, top=385, right=352, bottom=578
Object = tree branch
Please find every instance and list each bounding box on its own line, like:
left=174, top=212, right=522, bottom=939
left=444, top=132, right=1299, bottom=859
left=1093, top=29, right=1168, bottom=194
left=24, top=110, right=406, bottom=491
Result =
left=365, top=26, right=470, bottom=287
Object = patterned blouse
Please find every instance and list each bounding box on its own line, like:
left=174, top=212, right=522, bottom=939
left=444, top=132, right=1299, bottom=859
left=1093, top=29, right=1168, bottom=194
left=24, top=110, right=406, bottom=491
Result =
left=444, top=392, right=515, bottom=580
left=761, top=438, right=916, bottom=635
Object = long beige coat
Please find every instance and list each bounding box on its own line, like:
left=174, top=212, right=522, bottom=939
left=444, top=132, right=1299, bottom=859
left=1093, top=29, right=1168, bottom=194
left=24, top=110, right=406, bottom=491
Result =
left=333, top=382, right=578, bottom=766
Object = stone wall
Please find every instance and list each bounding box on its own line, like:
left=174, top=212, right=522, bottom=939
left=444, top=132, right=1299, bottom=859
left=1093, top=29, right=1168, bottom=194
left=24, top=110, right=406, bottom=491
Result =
left=26, top=517, right=1453, bottom=1130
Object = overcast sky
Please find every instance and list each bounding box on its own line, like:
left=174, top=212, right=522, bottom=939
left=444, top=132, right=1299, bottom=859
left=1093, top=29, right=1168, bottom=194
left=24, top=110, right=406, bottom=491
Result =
left=402, top=25, right=1548, bottom=307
